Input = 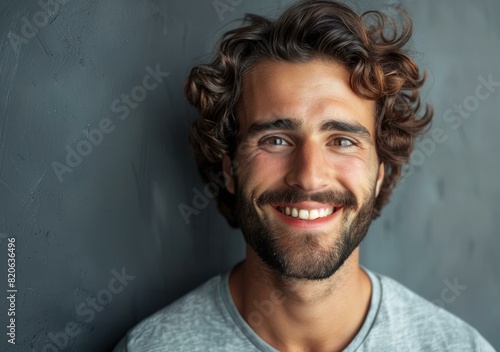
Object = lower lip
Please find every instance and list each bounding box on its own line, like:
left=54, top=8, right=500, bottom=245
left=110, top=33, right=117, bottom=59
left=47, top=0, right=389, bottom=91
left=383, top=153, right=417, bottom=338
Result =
left=271, top=206, right=343, bottom=229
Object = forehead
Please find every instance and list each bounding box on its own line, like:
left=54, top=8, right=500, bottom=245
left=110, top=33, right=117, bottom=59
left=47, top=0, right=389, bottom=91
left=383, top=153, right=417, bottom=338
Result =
left=236, top=59, right=376, bottom=136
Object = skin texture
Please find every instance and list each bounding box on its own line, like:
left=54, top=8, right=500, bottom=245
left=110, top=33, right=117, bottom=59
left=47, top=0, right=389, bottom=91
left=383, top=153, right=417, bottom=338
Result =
left=224, top=58, right=385, bottom=352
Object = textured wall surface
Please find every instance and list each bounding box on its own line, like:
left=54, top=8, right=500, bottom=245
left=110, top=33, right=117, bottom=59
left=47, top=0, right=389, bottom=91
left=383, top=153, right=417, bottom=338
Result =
left=0, top=0, right=498, bottom=351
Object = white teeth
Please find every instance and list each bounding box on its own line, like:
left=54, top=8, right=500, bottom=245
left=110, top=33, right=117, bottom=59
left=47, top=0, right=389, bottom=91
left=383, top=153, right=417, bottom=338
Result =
left=279, top=206, right=336, bottom=220
left=309, top=209, right=319, bottom=220
left=298, top=209, right=308, bottom=220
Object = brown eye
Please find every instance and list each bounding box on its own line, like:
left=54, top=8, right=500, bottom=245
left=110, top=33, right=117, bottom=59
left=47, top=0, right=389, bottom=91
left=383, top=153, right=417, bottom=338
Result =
left=331, top=138, right=356, bottom=148
left=263, top=137, right=288, bottom=146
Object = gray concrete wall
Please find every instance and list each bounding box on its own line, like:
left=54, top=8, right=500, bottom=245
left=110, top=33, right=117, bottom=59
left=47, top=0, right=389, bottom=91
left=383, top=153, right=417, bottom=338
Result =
left=0, top=0, right=498, bottom=350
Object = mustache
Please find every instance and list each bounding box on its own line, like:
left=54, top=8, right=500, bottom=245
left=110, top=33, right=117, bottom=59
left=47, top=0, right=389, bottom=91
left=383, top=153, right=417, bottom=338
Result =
left=256, top=187, right=358, bottom=208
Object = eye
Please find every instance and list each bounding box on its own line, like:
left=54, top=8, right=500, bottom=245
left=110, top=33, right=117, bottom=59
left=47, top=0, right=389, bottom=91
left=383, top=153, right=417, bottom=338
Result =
left=331, top=137, right=356, bottom=148
left=260, top=136, right=289, bottom=146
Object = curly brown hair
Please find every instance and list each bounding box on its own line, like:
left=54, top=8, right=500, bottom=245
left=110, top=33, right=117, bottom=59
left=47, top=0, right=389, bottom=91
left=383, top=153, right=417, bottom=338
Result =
left=184, top=0, right=433, bottom=228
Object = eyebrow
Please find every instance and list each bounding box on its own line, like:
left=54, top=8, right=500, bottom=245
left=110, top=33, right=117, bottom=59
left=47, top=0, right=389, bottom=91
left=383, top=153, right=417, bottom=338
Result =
left=320, top=120, right=371, bottom=138
left=246, top=117, right=372, bottom=139
left=246, top=118, right=301, bottom=137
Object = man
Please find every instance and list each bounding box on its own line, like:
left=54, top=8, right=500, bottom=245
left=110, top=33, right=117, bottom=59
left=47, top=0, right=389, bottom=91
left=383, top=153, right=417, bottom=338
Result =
left=114, top=1, right=495, bottom=351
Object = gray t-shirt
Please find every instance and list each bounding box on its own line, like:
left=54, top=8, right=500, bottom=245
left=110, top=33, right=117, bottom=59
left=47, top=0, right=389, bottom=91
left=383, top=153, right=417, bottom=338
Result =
left=113, top=267, right=495, bottom=351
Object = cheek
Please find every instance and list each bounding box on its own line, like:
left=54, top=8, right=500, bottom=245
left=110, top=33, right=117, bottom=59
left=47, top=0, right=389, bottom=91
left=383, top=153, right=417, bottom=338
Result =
left=332, top=157, right=362, bottom=181
left=329, top=155, right=377, bottom=195
left=235, top=152, right=287, bottom=191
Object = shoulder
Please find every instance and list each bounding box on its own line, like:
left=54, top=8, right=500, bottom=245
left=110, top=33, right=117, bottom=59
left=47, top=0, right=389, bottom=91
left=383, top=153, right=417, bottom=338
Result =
left=366, top=271, right=495, bottom=351
left=113, top=274, right=232, bottom=352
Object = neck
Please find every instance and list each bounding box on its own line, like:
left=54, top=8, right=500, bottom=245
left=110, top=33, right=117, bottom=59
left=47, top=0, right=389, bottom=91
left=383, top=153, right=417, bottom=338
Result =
left=229, top=246, right=372, bottom=352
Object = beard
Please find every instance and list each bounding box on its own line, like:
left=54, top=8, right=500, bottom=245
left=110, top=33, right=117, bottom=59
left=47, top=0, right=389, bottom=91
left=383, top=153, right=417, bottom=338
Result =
left=234, top=181, right=376, bottom=281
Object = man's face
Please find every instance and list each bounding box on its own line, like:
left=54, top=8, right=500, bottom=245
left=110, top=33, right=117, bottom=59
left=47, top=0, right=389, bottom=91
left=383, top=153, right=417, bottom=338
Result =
left=223, top=59, right=384, bottom=280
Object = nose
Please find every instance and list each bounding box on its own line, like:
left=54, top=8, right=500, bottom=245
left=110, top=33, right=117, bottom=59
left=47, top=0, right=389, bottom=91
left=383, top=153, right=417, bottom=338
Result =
left=285, top=140, right=331, bottom=192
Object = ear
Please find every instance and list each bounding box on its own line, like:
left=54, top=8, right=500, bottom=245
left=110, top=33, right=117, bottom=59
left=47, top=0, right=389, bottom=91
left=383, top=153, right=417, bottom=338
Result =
left=222, top=154, right=235, bottom=194
left=375, top=162, right=384, bottom=197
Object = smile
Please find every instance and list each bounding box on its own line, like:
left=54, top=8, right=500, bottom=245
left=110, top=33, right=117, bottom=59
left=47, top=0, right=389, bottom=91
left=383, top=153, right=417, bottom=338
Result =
left=274, top=205, right=341, bottom=221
